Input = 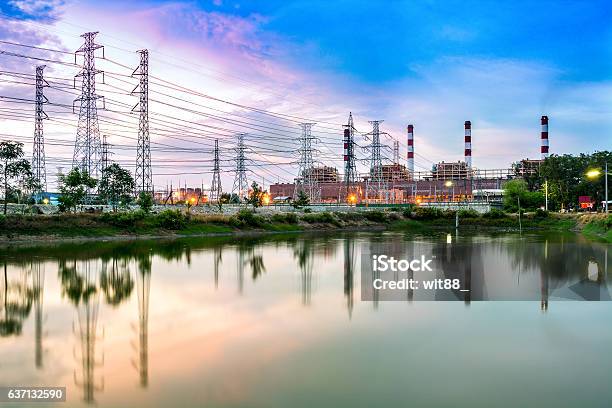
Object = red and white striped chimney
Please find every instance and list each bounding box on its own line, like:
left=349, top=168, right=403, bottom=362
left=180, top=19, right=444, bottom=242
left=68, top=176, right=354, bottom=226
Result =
left=464, top=120, right=472, bottom=168
left=541, top=115, right=549, bottom=159
left=407, top=124, right=414, bottom=174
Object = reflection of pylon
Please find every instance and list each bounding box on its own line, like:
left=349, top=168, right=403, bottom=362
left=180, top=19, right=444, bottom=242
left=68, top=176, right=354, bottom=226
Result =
left=32, top=261, right=44, bottom=369
left=72, top=32, right=104, bottom=184
left=294, top=123, right=320, bottom=203
left=232, top=134, right=248, bottom=200
left=73, top=260, right=104, bottom=404
left=294, top=240, right=314, bottom=306
left=214, top=247, right=222, bottom=289
left=210, top=139, right=222, bottom=202
left=135, top=255, right=151, bottom=387
left=32, top=65, right=48, bottom=193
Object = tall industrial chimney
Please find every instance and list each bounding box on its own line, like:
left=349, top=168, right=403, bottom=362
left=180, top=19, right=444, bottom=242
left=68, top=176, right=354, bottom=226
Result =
left=407, top=124, right=414, bottom=175
left=541, top=115, right=549, bottom=159
left=464, top=121, right=472, bottom=168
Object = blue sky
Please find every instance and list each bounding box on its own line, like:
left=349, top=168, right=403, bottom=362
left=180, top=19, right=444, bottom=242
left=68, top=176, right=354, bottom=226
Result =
left=0, top=0, right=611, bottom=187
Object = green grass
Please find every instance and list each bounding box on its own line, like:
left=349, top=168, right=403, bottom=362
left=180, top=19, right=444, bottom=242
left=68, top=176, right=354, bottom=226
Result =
left=0, top=208, right=595, bottom=242
left=582, top=216, right=612, bottom=242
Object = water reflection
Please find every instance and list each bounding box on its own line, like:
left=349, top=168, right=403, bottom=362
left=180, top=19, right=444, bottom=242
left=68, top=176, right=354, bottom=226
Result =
left=0, top=232, right=610, bottom=407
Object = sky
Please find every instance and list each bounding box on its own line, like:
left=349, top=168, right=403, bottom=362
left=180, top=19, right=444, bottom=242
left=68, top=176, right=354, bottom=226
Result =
left=0, top=0, right=611, bottom=190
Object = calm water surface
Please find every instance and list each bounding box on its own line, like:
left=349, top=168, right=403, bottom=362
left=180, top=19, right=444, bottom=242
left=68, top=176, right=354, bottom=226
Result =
left=0, top=231, right=610, bottom=408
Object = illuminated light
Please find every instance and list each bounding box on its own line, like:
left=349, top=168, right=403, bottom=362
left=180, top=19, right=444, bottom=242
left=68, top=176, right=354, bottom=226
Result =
left=348, top=194, right=357, bottom=204
left=586, top=169, right=602, bottom=179
left=42, top=198, right=49, bottom=205
left=262, top=194, right=270, bottom=205
left=416, top=198, right=422, bottom=205
left=190, top=197, right=196, bottom=204
left=444, top=181, right=453, bottom=187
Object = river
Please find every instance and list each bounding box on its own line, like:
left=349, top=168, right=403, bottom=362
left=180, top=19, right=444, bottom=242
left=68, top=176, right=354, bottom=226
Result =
left=0, top=230, right=610, bottom=407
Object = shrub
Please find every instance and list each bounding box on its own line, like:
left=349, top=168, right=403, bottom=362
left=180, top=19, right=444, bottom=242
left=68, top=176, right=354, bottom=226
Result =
left=304, top=208, right=312, bottom=213
left=236, top=209, right=265, bottom=227
left=410, top=207, right=443, bottom=220
left=100, top=210, right=146, bottom=228
left=534, top=208, right=549, bottom=219
left=301, top=212, right=338, bottom=225
left=482, top=209, right=507, bottom=219
left=0, top=214, right=5, bottom=226
left=364, top=210, right=388, bottom=223
left=271, top=212, right=298, bottom=224
left=154, top=209, right=187, bottom=229
left=458, top=209, right=480, bottom=218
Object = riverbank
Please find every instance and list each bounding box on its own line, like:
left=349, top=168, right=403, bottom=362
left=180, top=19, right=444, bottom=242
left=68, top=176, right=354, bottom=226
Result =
left=1, top=207, right=608, bottom=244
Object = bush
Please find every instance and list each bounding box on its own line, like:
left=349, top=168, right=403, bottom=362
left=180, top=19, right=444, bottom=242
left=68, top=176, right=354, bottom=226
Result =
left=363, top=210, right=388, bottom=223
left=236, top=209, right=265, bottom=227
left=304, top=208, right=312, bottom=213
left=301, top=212, right=339, bottom=225
left=482, top=209, right=507, bottom=219
left=534, top=208, right=549, bottom=219
left=100, top=210, right=146, bottom=228
left=154, top=209, right=187, bottom=229
left=410, top=207, right=443, bottom=220
left=458, top=209, right=480, bottom=218
left=0, top=214, right=5, bottom=226
left=271, top=212, right=298, bottom=224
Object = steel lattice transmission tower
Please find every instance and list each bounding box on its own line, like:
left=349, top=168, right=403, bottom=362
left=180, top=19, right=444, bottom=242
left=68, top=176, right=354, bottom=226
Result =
left=343, top=112, right=357, bottom=200
left=32, top=65, right=48, bottom=193
left=232, top=133, right=248, bottom=200
left=101, top=134, right=111, bottom=172
left=366, top=120, right=386, bottom=201
left=132, top=49, right=152, bottom=195
left=393, top=140, right=400, bottom=164
left=72, top=32, right=104, bottom=182
left=294, top=123, right=320, bottom=202
left=210, top=139, right=222, bottom=201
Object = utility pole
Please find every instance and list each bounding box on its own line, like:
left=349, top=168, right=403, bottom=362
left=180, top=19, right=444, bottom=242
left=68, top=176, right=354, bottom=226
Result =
left=32, top=65, right=48, bottom=194
left=294, top=123, right=319, bottom=203
left=132, top=49, right=152, bottom=195
left=210, top=139, right=222, bottom=202
left=232, top=133, right=248, bottom=200
left=343, top=113, right=357, bottom=202
left=366, top=120, right=385, bottom=202
left=72, top=32, right=104, bottom=185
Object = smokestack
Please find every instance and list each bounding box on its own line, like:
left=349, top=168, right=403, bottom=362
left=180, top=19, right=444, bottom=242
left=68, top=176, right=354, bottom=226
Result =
left=541, top=115, right=549, bottom=159
left=464, top=121, right=472, bottom=168
left=407, top=124, right=414, bottom=174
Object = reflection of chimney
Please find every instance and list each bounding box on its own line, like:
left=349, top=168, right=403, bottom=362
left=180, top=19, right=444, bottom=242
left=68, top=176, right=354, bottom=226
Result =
left=541, top=115, right=549, bottom=159
left=464, top=121, right=472, bottom=168
left=407, top=125, right=414, bottom=175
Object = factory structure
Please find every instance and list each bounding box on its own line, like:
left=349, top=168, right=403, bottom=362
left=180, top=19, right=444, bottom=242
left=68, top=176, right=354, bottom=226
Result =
left=270, top=116, right=550, bottom=204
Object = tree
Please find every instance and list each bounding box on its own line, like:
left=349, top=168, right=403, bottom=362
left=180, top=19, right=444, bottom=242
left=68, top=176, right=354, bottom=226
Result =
left=217, top=192, right=231, bottom=211
left=292, top=190, right=310, bottom=209
left=247, top=182, right=267, bottom=208
left=0, top=141, right=33, bottom=215
left=229, top=193, right=241, bottom=204
left=98, top=164, right=135, bottom=212
left=137, top=191, right=154, bottom=214
left=503, top=179, right=544, bottom=212
left=58, top=168, right=97, bottom=212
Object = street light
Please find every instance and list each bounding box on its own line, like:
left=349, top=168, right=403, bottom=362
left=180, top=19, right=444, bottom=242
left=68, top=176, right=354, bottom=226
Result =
left=586, top=163, right=609, bottom=213
left=444, top=180, right=454, bottom=202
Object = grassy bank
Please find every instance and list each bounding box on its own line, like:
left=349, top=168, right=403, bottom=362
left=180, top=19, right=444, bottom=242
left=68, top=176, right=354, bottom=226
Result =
left=0, top=206, right=597, bottom=243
